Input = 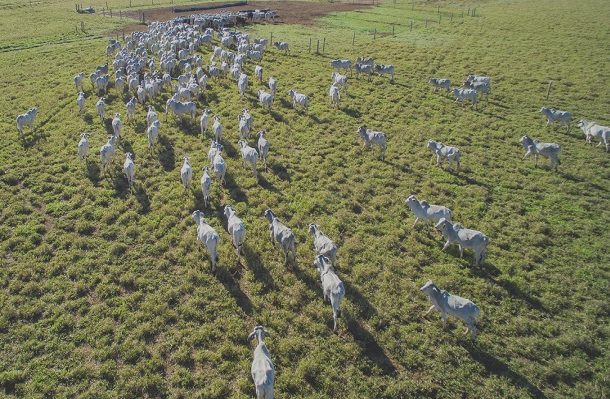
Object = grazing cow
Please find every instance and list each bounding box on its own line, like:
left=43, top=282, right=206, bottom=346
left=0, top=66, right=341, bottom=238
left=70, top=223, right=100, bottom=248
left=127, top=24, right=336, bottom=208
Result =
left=146, top=105, right=158, bottom=127
left=308, top=224, right=338, bottom=265
left=263, top=209, right=297, bottom=266
left=166, top=97, right=196, bottom=119
left=255, top=65, right=263, bottom=83
left=354, top=62, right=373, bottom=81
left=453, top=88, right=478, bottom=109
left=115, top=76, right=125, bottom=93
left=427, top=139, right=461, bottom=170
left=123, top=152, right=135, bottom=190
left=248, top=326, right=275, bottom=399
left=200, top=108, right=211, bottom=137
left=331, top=72, right=348, bottom=94
left=435, top=218, right=490, bottom=266
left=99, top=135, right=117, bottom=173
left=213, top=147, right=226, bottom=186
left=429, top=78, right=451, bottom=93
left=192, top=210, right=220, bottom=273
left=273, top=41, right=290, bottom=54
left=96, top=98, right=106, bottom=121
left=465, top=75, right=490, bottom=85
left=224, top=205, right=246, bottom=256
left=77, top=132, right=89, bottom=160
left=374, top=64, right=395, bottom=82
left=313, top=255, right=345, bottom=331
left=74, top=72, right=85, bottom=92
left=288, top=89, right=309, bottom=110
left=257, top=130, right=270, bottom=168
left=126, top=97, right=137, bottom=122
left=111, top=113, right=122, bottom=139
left=258, top=89, right=274, bottom=110
left=519, top=135, right=561, bottom=170
left=268, top=77, right=277, bottom=95
left=577, top=119, right=610, bottom=151
left=147, top=120, right=160, bottom=151
left=238, top=140, right=259, bottom=178
left=248, top=50, right=263, bottom=61
left=540, top=106, right=572, bottom=132
left=357, top=125, right=387, bottom=159
left=77, top=92, right=86, bottom=114
left=212, top=116, right=223, bottom=142
left=238, top=73, right=248, bottom=97
left=201, top=166, right=212, bottom=208
left=464, top=80, right=491, bottom=99
left=405, top=195, right=452, bottom=227
left=330, top=59, right=352, bottom=74
left=208, top=141, right=223, bottom=163
left=180, top=156, right=193, bottom=190
left=421, top=280, right=480, bottom=340
left=16, top=107, right=38, bottom=137
left=329, top=84, right=340, bottom=108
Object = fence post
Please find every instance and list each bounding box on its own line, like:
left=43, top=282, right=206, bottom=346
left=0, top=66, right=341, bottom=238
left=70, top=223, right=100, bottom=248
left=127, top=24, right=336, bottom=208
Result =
left=129, top=0, right=131, bottom=7
left=373, top=28, right=376, bottom=39
left=410, top=20, right=413, bottom=31
left=322, top=37, right=325, bottom=53
left=110, top=9, right=112, bottom=17
left=270, top=32, right=273, bottom=44
left=438, top=13, right=441, bottom=24
left=472, top=8, right=476, bottom=17
left=316, top=39, right=319, bottom=54
left=352, top=31, right=355, bottom=45
left=142, top=12, right=145, bottom=24
left=105, top=1, right=108, bottom=9
left=546, top=81, right=553, bottom=101
left=450, top=12, right=453, bottom=22
left=122, top=29, right=125, bottom=41
left=309, top=37, right=312, bottom=53
left=119, top=10, right=122, bottom=19
left=467, top=7, right=470, bottom=16
left=81, top=20, right=84, bottom=31
left=437, top=5, right=440, bottom=14
left=425, top=19, right=428, bottom=28
left=392, top=24, right=395, bottom=36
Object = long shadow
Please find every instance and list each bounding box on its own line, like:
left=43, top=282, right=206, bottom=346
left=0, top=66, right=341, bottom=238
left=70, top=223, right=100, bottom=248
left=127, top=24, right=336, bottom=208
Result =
left=278, top=98, right=292, bottom=108
left=111, top=169, right=130, bottom=198
left=259, top=174, right=280, bottom=193
left=158, top=135, right=175, bottom=171
left=270, top=110, right=284, bottom=122
left=133, top=119, right=147, bottom=134
left=176, top=117, right=200, bottom=136
left=243, top=246, right=275, bottom=293
left=83, top=113, right=94, bottom=125
left=103, top=118, right=114, bottom=136
left=119, top=137, right=134, bottom=155
left=288, top=262, right=319, bottom=293
left=134, top=185, right=151, bottom=213
left=215, top=267, right=254, bottom=316
left=345, top=314, right=397, bottom=376
left=342, top=279, right=377, bottom=320
left=342, top=107, right=362, bottom=118
left=222, top=140, right=238, bottom=158
left=86, top=160, right=101, bottom=184
left=224, top=171, right=248, bottom=203
left=465, top=344, right=548, bottom=399
left=270, top=163, right=291, bottom=182
left=21, top=129, right=48, bottom=149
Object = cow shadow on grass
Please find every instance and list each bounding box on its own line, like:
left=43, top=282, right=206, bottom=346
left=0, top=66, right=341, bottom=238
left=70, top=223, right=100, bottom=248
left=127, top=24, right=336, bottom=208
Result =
left=119, top=137, right=134, bottom=155
left=288, top=261, right=319, bottom=293
left=243, top=246, right=275, bottom=293
left=470, top=263, right=547, bottom=312
left=465, top=344, right=548, bottom=399
left=342, top=279, right=378, bottom=320
left=111, top=170, right=130, bottom=198
left=176, top=118, right=200, bottom=136
left=132, top=119, right=147, bottom=134
left=222, top=140, right=238, bottom=158
left=270, top=110, right=284, bottom=122
left=345, top=314, right=397, bottom=376
left=215, top=267, right=254, bottom=316
left=270, top=163, right=291, bottom=182
left=259, top=174, right=280, bottom=194
left=134, top=185, right=151, bottom=213
left=224, top=172, right=248, bottom=203
left=83, top=113, right=94, bottom=125
left=342, top=107, right=362, bottom=118
left=21, top=129, right=49, bottom=150
left=86, top=160, right=102, bottom=184
left=158, top=135, right=175, bottom=171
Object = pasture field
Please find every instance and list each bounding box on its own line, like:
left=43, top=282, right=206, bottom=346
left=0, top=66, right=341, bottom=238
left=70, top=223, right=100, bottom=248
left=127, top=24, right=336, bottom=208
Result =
left=1, top=0, right=609, bottom=398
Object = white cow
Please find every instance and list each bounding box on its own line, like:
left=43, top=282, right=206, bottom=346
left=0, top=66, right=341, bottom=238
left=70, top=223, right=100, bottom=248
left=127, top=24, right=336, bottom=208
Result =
left=77, top=92, right=86, bottom=114
left=263, top=209, right=296, bottom=266
left=257, top=130, right=270, bottom=168
left=329, top=83, right=340, bottom=108
left=147, top=120, right=160, bottom=151
left=288, top=89, right=309, bottom=110
left=248, top=326, right=275, bottom=399
left=405, top=195, right=452, bottom=227
left=180, top=156, right=193, bottom=190
left=374, top=64, right=395, bottom=82
left=453, top=88, right=477, bottom=109
left=123, top=152, right=135, bottom=189
left=330, top=59, right=352, bottom=74
left=357, top=125, right=387, bottom=159
left=96, top=97, right=106, bottom=121
left=313, top=255, right=345, bottom=331
left=238, top=140, right=259, bottom=178
left=126, top=97, right=137, bottom=122
left=258, top=89, right=274, bottom=110
left=238, top=73, right=248, bottom=97
left=77, top=132, right=89, bottom=160
left=308, top=224, right=338, bottom=265
left=331, top=72, right=348, bottom=94
left=435, top=218, right=490, bottom=266
left=268, top=77, right=277, bottom=95
left=192, top=210, right=220, bottom=273
left=74, top=72, right=85, bottom=92
left=111, top=113, right=122, bottom=139
left=99, top=135, right=117, bottom=173
left=200, top=108, right=211, bottom=137
left=146, top=105, right=158, bottom=127
left=577, top=119, right=609, bottom=151
left=255, top=65, right=263, bottom=83
left=540, top=107, right=572, bottom=132
left=519, top=135, right=561, bottom=170
left=166, top=97, right=196, bottom=119
left=429, top=78, right=451, bottom=93
left=427, top=139, right=461, bottom=170
left=200, top=166, right=212, bottom=208
left=212, top=116, right=223, bottom=143
left=421, top=280, right=480, bottom=340
left=273, top=41, right=289, bottom=54
left=213, top=148, right=226, bottom=186
left=224, top=205, right=246, bottom=256
left=16, top=107, right=38, bottom=137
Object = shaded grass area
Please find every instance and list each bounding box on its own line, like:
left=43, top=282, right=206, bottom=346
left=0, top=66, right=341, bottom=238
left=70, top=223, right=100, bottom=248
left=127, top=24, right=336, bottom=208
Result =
left=0, top=0, right=609, bottom=398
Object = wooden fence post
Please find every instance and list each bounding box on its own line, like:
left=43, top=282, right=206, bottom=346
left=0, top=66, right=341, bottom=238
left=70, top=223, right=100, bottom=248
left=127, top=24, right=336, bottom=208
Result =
left=467, top=7, right=470, bottom=16
left=410, top=20, right=413, bottom=31
left=316, top=39, right=319, bottom=54
left=81, top=20, right=84, bottom=31
left=110, top=9, right=112, bottom=17
left=105, top=1, right=108, bottom=9
left=322, top=37, right=325, bottom=53
left=309, top=37, right=312, bottom=53
left=102, top=8, right=105, bottom=16
left=546, top=81, right=553, bottom=101
left=438, top=13, right=441, bottom=24
left=373, top=28, right=376, bottom=39
left=425, top=19, right=428, bottom=28
left=352, top=31, right=355, bottom=45
left=392, top=24, right=395, bottom=36
left=450, top=13, right=453, bottom=22
left=119, top=10, right=122, bottom=19
left=129, top=0, right=131, bottom=7
left=122, top=29, right=125, bottom=41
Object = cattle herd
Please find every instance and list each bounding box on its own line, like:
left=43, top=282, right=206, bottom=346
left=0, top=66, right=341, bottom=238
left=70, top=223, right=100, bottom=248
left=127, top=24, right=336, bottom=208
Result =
left=13, top=12, right=609, bottom=399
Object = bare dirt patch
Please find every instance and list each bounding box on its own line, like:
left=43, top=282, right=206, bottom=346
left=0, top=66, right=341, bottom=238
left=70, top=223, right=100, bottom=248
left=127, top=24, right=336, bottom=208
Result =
left=113, top=1, right=373, bottom=35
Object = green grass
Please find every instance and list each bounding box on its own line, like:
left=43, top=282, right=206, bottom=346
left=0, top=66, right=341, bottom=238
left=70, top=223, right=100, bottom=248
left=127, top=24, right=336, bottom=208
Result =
left=1, top=0, right=609, bottom=398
